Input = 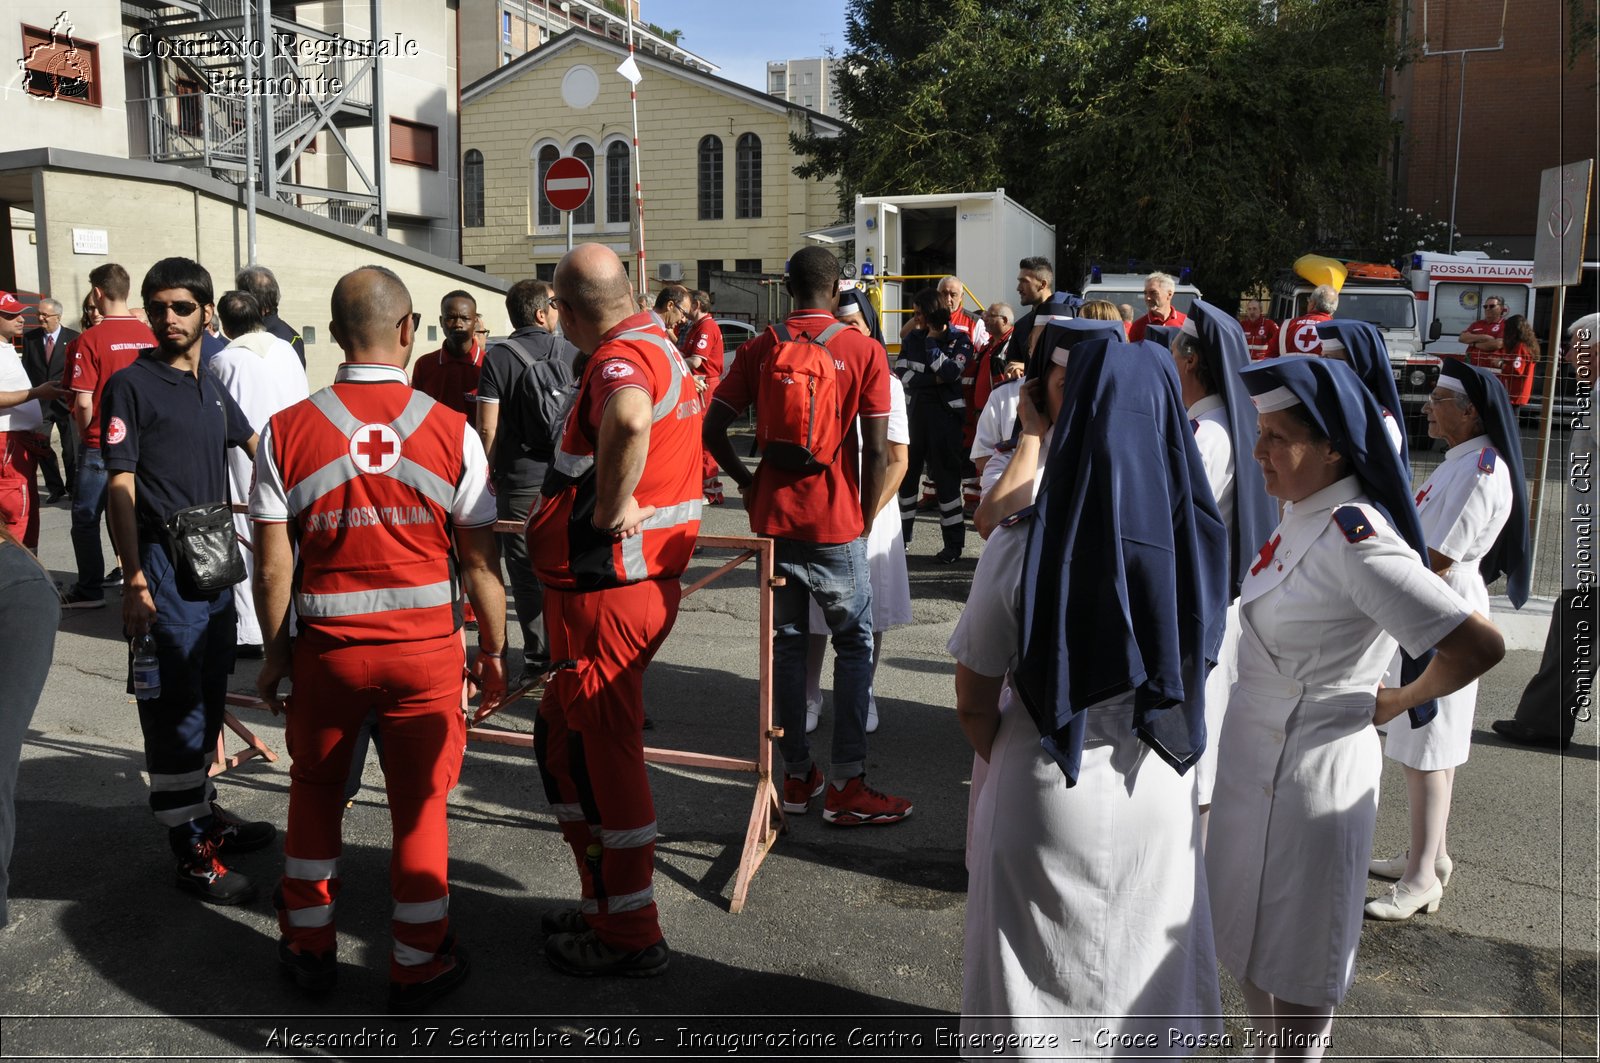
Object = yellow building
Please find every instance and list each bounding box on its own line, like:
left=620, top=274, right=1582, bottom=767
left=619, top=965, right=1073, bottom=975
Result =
left=461, top=30, right=845, bottom=301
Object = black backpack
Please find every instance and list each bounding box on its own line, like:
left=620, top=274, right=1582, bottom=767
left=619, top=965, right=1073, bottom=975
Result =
left=498, top=335, right=577, bottom=462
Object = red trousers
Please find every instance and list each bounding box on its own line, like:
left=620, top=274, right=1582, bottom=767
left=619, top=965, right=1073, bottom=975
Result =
left=0, top=432, right=40, bottom=549
left=278, top=631, right=466, bottom=983
left=536, top=579, right=679, bottom=950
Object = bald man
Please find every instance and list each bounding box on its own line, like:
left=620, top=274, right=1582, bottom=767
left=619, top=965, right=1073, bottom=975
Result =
left=253, top=265, right=506, bottom=1010
left=525, top=243, right=702, bottom=978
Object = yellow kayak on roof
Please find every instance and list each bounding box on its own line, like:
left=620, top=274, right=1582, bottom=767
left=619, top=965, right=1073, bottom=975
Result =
left=1293, top=254, right=1348, bottom=291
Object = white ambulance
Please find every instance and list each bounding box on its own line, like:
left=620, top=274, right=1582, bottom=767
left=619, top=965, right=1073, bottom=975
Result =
left=1409, top=250, right=1538, bottom=358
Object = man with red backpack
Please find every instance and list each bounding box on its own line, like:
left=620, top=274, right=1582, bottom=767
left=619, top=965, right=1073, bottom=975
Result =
left=704, top=247, right=913, bottom=828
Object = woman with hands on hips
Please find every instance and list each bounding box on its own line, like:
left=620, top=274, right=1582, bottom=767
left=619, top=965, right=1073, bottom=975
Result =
left=1207, top=356, right=1503, bottom=1060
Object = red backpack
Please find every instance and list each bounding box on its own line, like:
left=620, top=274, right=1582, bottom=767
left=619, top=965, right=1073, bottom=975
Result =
left=755, top=321, right=847, bottom=472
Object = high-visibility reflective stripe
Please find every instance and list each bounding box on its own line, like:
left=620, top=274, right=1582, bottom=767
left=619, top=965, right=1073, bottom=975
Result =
left=579, top=899, right=600, bottom=916
left=392, top=940, right=434, bottom=967
left=149, top=768, right=209, bottom=792
left=309, top=389, right=365, bottom=435
left=285, top=856, right=338, bottom=881
left=551, top=802, right=587, bottom=824
left=930, top=354, right=948, bottom=372
left=598, top=822, right=657, bottom=849
left=553, top=446, right=594, bottom=477
left=387, top=457, right=457, bottom=510
left=606, top=886, right=654, bottom=914
left=939, top=512, right=964, bottom=527
left=286, top=455, right=362, bottom=514
left=619, top=498, right=702, bottom=580
left=614, top=331, right=684, bottom=422
left=153, top=800, right=213, bottom=827
left=391, top=390, right=438, bottom=437
left=297, top=580, right=455, bottom=617
left=393, top=896, right=450, bottom=923
left=286, top=902, right=334, bottom=928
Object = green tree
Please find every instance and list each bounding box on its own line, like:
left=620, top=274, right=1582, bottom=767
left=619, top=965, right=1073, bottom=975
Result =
left=794, top=0, right=1405, bottom=299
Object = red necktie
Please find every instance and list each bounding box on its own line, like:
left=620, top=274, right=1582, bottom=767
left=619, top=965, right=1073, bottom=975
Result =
left=44, top=334, right=54, bottom=360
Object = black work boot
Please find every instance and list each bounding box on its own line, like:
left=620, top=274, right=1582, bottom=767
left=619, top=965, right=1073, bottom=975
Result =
left=175, top=836, right=257, bottom=905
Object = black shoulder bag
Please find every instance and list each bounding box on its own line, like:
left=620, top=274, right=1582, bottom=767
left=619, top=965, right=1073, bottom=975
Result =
left=163, top=374, right=246, bottom=596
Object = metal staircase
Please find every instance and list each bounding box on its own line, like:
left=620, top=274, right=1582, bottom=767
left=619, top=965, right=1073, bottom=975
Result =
left=123, top=0, right=385, bottom=234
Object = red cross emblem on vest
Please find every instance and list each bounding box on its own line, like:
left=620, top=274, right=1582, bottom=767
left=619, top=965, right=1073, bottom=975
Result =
left=350, top=423, right=402, bottom=474
left=1250, top=534, right=1282, bottom=576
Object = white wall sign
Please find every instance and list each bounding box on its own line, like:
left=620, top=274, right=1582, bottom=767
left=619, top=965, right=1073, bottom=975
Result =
left=71, top=228, right=108, bottom=255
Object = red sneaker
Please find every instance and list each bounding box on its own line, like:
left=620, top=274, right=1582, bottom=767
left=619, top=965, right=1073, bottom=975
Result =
left=823, top=775, right=912, bottom=827
left=781, top=765, right=825, bottom=814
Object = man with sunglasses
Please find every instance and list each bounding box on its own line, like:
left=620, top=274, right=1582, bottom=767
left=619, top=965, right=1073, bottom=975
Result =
left=1459, top=295, right=1507, bottom=365
left=100, top=258, right=276, bottom=906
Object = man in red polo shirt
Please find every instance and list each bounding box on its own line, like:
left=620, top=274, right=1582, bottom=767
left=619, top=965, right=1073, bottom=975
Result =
left=1127, top=272, right=1187, bottom=342
left=411, top=291, right=483, bottom=415
left=1241, top=298, right=1280, bottom=361
left=705, top=245, right=912, bottom=830
left=1278, top=284, right=1338, bottom=357
left=61, top=262, right=156, bottom=608
left=523, top=244, right=702, bottom=979
left=1459, top=295, right=1507, bottom=366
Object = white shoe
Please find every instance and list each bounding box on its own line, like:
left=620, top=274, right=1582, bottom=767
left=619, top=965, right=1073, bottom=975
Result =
left=805, top=702, right=820, bottom=734
left=1369, top=851, right=1453, bottom=889
left=865, top=702, right=879, bottom=734
left=1364, top=879, right=1443, bottom=921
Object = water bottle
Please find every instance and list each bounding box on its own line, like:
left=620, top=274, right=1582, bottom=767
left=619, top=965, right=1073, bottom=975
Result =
left=132, top=635, right=161, bottom=700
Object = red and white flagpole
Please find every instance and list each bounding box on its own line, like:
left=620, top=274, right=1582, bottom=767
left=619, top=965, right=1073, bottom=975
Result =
left=624, top=12, right=646, bottom=294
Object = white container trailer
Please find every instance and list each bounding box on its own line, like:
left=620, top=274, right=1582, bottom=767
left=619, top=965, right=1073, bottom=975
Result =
left=853, top=189, right=1054, bottom=346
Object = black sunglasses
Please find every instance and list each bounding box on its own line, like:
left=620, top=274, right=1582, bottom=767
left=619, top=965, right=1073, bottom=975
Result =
left=145, top=300, right=201, bottom=318
left=396, top=311, right=422, bottom=330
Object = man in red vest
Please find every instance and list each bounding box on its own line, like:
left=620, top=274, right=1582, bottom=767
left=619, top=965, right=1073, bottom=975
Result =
left=1279, top=284, right=1338, bottom=357
left=1241, top=298, right=1280, bottom=361
left=680, top=290, right=726, bottom=503
left=523, top=244, right=702, bottom=978
left=252, top=266, right=507, bottom=1012
left=1127, top=272, right=1188, bottom=342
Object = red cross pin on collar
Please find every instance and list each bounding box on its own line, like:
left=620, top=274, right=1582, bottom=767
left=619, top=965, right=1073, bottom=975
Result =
left=1250, top=534, right=1282, bottom=576
left=349, top=423, right=402, bottom=474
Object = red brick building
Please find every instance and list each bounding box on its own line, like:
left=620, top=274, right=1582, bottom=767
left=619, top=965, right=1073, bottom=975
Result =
left=1388, top=0, right=1599, bottom=259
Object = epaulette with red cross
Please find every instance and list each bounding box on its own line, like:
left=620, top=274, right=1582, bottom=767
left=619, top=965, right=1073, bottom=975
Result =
left=1190, top=418, right=1201, bottom=433
left=1332, top=505, right=1375, bottom=543
left=1477, top=447, right=1498, bottom=474
left=999, top=505, right=1035, bottom=528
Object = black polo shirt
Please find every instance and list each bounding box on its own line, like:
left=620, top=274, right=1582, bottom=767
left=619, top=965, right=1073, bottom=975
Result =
left=101, top=350, right=252, bottom=540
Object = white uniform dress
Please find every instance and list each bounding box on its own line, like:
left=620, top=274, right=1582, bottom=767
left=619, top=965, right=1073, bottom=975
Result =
left=208, top=332, right=310, bottom=644
left=1188, top=394, right=1238, bottom=806
left=971, top=380, right=1022, bottom=495
left=950, top=514, right=1221, bottom=1057
left=1206, top=476, right=1472, bottom=1006
left=1383, top=435, right=1512, bottom=770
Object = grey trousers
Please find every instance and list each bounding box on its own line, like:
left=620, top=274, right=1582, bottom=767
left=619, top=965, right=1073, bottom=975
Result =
left=498, top=481, right=550, bottom=679
left=1512, top=590, right=1595, bottom=744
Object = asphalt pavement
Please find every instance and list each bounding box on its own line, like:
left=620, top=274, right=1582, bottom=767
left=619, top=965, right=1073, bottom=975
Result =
left=1, top=482, right=1595, bottom=1062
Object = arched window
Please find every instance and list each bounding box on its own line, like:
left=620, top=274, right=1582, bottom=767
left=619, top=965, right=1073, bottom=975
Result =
left=698, top=135, right=723, bottom=220
left=606, top=140, right=631, bottom=225
left=735, top=133, right=762, bottom=219
left=462, top=149, right=484, bottom=228
left=572, top=142, right=596, bottom=225
left=535, top=144, right=560, bottom=226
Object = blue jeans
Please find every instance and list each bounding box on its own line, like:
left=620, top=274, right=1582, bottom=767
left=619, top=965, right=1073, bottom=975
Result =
left=131, top=541, right=237, bottom=851
left=69, top=447, right=108, bottom=598
left=772, top=537, right=874, bottom=779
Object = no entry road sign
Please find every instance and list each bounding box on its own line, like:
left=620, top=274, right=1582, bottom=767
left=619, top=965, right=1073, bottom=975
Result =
left=544, top=156, right=593, bottom=213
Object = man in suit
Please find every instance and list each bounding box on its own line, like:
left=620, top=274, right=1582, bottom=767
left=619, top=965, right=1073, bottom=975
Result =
left=21, top=297, right=78, bottom=502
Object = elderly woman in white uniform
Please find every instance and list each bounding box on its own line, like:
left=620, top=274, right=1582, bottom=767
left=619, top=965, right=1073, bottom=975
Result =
left=1367, top=357, right=1528, bottom=919
left=1210, top=357, right=1505, bottom=1059
left=1169, top=301, right=1276, bottom=846
left=803, top=288, right=910, bottom=736
left=952, top=336, right=1227, bottom=1057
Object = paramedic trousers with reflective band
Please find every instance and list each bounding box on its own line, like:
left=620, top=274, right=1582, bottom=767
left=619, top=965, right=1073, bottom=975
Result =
left=899, top=396, right=965, bottom=551
left=535, top=579, right=680, bottom=951
left=135, top=540, right=235, bottom=851
left=277, top=631, right=466, bottom=983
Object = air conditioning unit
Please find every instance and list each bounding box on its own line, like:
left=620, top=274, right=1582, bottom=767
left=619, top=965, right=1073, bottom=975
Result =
left=658, top=261, right=684, bottom=282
